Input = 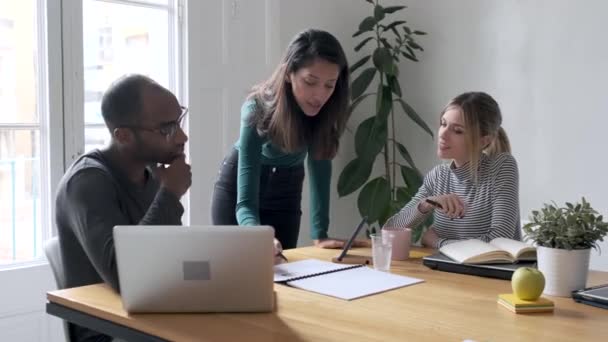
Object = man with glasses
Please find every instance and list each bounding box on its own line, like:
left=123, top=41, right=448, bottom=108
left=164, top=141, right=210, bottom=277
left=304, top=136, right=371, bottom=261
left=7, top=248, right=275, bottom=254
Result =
left=55, top=74, right=191, bottom=342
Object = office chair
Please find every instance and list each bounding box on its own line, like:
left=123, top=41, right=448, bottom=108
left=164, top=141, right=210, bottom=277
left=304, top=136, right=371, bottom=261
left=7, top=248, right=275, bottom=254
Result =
left=44, top=237, right=71, bottom=342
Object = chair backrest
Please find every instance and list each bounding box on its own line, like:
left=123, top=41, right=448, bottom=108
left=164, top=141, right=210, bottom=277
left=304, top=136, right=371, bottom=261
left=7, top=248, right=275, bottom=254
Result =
left=44, top=237, right=66, bottom=290
left=44, top=237, right=71, bottom=342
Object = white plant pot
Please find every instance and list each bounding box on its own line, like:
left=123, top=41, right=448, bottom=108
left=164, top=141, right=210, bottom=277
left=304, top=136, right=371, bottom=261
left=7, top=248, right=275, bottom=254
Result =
left=537, top=246, right=591, bottom=297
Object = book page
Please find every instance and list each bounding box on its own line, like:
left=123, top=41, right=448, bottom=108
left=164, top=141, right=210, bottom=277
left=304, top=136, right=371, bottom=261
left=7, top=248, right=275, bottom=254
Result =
left=287, top=266, right=424, bottom=300
left=273, top=259, right=358, bottom=282
left=439, top=239, right=513, bottom=263
left=489, top=238, right=536, bottom=260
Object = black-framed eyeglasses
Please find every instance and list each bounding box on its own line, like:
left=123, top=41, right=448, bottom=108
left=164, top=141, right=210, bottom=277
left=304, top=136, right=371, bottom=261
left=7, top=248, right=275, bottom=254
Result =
left=125, top=106, right=188, bottom=141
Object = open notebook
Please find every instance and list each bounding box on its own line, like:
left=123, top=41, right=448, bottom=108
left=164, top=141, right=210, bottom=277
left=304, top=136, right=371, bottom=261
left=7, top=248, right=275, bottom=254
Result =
left=274, top=259, right=423, bottom=300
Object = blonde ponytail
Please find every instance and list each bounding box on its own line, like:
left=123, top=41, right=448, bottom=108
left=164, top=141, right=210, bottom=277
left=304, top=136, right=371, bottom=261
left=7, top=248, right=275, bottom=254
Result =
left=484, top=127, right=511, bottom=156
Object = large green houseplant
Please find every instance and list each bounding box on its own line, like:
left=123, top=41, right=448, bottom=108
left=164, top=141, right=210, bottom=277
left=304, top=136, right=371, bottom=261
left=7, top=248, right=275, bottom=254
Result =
left=338, top=0, right=433, bottom=240
left=523, top=197, right=608, bottom=296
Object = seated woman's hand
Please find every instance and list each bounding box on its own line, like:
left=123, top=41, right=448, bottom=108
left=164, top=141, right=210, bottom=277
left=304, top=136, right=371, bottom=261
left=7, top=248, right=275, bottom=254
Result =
left=421, top=194, right=466, bottom=219
left=313, top=238, right=370, bottom=249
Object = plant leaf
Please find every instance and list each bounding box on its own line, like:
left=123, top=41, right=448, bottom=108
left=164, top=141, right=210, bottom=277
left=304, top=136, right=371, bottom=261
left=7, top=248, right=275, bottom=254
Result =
left=355, top=117, right=387, bottom=161
left=395, top=142, right=417, bottom=170
left=396, top=99, right=434, bottom=137
left=395, top=186, right=412, bottom=204
left=372, top=47, right=394, bottom=74
left=357, top=177, right=391, bottom=224
left=400, top=165, right=423, bottom=194
left=401, top=50, right=418, bottom=62
left=407, top=40, right=424, bottom=51
left=354, top=37, right=374, bottom=52
left=403, top=26, right=412, bottom=35
left=374, top=5, right=385, bottom=21
left=390, top=26, right=401, bottom=39
left=349, top=55, right=371, bottom=74
left=404, top=45, right=414, bottom=55
left=376, top=85, right=393, bottom=122
left=379, top=199, right=405, bottom=227
left=351, top=67, right=376, bottom=100
left=383, top=20, right=406, bottom=32
left=337, top=157, right=374, bottom=197
left=413, top=30, right=427, bottom=35
left=359, top=16, right=377, bottom=32
left=383, top=6, right=406, bottom=14
left=379, top=38, right=391, bottom=50
left=387, top=75, right=402, bottom=97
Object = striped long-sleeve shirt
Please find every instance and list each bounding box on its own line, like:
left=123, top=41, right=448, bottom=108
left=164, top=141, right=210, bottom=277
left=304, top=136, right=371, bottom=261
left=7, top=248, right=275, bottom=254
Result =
left=384, top=152, right=521, bottom=248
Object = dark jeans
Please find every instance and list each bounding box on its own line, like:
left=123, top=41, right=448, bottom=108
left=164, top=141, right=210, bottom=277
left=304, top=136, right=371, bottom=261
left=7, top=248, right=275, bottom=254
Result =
left=211, top=148, right=304, bottom=249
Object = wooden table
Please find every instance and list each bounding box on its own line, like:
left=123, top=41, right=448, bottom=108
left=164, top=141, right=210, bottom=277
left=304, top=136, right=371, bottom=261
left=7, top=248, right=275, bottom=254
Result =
left=47, top=247, right=608, bottom=341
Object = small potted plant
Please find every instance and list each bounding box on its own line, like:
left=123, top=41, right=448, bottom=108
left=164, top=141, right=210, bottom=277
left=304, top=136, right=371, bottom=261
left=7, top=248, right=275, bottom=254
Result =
left=523, top=197, right=608, bottom=297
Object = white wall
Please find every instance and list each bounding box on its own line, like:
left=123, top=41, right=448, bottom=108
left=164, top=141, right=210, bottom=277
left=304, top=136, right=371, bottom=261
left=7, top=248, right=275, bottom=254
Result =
left=188, top=0, right=280, bottom=226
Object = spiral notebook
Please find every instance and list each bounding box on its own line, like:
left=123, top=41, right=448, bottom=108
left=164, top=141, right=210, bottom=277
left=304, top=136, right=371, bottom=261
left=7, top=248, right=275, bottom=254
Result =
left=274, top=259, right=423, bottom=300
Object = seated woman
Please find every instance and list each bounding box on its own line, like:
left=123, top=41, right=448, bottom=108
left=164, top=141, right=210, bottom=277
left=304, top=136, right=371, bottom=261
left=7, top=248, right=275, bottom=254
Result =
left=384, top=91, right=520, bottom=248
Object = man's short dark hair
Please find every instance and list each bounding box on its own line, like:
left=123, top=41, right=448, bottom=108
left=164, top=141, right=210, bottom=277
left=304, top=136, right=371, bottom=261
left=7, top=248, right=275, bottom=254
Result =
left=100, top=74, right=160, bottom=131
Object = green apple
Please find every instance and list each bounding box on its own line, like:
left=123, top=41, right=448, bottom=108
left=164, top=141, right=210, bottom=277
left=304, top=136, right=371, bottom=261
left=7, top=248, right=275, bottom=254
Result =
left=511, top=267, right=545, bottom=300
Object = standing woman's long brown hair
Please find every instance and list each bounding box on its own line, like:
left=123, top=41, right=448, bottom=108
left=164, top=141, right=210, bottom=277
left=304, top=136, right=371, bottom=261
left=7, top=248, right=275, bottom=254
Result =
left=248, top=29, right=350, bottom=159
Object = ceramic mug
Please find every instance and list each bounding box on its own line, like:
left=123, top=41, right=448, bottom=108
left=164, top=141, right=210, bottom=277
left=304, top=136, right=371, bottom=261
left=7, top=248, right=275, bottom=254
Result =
left=382, top=227, right=411, bottom=261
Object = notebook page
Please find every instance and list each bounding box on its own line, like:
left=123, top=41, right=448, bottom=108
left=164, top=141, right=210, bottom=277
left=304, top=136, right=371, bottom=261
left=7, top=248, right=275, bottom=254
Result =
left=273, top=259, right=360, bottom=282
left=287, top=266, right=424, bottom=300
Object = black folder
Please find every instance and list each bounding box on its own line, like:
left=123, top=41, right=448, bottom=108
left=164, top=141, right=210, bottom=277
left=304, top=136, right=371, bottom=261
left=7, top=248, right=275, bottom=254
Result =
left=422, top=253, right=537, bottom=280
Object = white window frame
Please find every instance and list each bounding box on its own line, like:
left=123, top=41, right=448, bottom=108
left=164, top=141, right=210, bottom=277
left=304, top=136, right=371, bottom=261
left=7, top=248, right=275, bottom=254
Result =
left=0, top=0, right=64, bottom=270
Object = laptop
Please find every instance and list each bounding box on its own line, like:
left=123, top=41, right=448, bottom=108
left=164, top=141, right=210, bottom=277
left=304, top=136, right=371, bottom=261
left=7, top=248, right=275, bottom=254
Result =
left=422, top=253, right=537, bottom=280
left=114, top=225, right=275, bottom=313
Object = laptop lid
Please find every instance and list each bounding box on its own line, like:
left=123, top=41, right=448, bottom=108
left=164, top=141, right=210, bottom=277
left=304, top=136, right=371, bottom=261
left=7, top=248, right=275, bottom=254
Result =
left=114, top=225, right=274, bottom=313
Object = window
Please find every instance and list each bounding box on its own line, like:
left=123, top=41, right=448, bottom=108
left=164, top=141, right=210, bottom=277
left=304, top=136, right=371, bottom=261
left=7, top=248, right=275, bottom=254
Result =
left=0, top=0, right=49, bottom=264
left=0, top=0, right=185, bottom=267
left=82, top=0, right=182, bottom=153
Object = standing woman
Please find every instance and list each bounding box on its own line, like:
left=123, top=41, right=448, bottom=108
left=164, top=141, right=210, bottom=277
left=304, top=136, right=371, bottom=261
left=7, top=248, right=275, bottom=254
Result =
left=384, top=92, right=521, bottom=248
left=211, top=29, right=362, bottom=252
